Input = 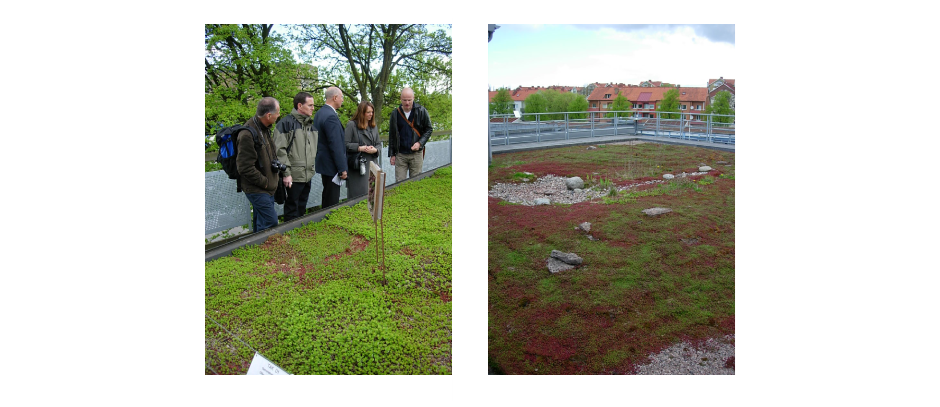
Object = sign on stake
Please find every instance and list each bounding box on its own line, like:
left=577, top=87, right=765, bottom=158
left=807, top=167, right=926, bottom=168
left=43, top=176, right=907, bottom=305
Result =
left=368, top=162, right=387, bottom=285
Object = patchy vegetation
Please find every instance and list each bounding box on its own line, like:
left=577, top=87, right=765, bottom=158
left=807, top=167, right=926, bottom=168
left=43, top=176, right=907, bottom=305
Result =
left=488, top=144, right=734, bottom=374
left=207, top=167, right=452, bottom=374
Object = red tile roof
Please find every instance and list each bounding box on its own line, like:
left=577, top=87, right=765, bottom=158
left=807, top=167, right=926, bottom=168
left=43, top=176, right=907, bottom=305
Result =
left=708, top=78, right=735, bottom=88
left=588, top=86, right=707, bottom=104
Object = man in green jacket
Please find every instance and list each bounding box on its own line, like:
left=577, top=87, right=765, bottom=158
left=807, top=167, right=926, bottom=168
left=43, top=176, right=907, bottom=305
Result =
left=274, top=92, right=319, bottom=222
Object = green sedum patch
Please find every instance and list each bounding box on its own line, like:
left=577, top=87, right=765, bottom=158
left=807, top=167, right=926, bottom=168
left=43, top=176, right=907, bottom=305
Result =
left=206, top=166, right=452, bottom=375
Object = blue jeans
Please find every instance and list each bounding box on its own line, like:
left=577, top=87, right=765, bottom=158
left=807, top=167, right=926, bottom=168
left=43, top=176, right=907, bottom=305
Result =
left=245, top=192, right=278, bottom=232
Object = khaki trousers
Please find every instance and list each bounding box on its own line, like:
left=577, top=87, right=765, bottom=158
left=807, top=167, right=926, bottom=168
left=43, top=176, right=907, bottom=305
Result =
left=394, top=152, right=423, bottom=182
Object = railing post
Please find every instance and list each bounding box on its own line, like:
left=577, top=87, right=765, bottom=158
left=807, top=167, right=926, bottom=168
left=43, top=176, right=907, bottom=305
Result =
left=565, top=112, right=569, bottom=140
left=707, top=114, right=711, bottom=141
left=487, top=113, right=492, bottom=163
left=504, top=115, right=509, bottom=146
left=536, top=113, right=540, bottom=143
left=614, top=111, right=619, bottom=136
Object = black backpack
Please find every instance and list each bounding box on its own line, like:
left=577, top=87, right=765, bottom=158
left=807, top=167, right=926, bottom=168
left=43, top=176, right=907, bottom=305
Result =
left=215, top=124, right=261, bottom=192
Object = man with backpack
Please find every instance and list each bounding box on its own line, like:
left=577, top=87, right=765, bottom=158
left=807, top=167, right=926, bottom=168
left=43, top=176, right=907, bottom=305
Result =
left=388, top=87, right=433, bottom=182
left=235, top=97, right=281, bottom=232
left=274, top=92, right=318, bottom=222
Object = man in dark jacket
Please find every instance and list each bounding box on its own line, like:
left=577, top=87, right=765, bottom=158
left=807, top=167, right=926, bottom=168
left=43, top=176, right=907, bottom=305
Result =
left=275, top=92, right=318, bottom=222
left=313, top=86, right=348, bottom=208
left=236, top=97, right=281, bottom=232
left=388, top=87, right=433, bottom=182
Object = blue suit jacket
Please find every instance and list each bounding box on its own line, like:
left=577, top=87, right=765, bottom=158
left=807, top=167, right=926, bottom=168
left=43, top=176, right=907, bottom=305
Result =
left=313, top=105, right=348, bottom=177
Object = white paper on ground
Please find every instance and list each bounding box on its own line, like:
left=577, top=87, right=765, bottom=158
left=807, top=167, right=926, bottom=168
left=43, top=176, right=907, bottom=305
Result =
left=245, top=352, right=290, bottom=375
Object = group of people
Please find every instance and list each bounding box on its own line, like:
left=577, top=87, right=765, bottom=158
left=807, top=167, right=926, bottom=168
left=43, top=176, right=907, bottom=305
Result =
left=233, top=87, right=434, bottom=233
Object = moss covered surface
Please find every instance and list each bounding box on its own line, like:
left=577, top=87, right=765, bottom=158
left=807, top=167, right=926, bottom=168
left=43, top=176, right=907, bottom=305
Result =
left=206, top=166, right=452, bottom=375
left=488, top=144, right=734, bottom=374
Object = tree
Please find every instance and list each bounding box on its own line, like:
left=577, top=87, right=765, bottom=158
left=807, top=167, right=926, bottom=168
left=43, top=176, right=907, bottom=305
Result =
left=522, top=93, right=548, bottom=121
left=706, top=90, right=735, bottom=123
left=290, top=24, right=452, bottom=127
left=546, top=90, right=577, bottom=120
left=205, top=24, right=306, bottom=133
left=567, top=94, right=589, bottom=120
left=656, top=88, right=681, bottom=120
left=490, top=88, right=513, bottom=115
left=607, top=95, right=632, bottom=118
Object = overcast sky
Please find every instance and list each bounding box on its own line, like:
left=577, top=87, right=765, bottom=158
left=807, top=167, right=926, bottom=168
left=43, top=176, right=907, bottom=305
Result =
left=488, top=24, right=735, bottom=90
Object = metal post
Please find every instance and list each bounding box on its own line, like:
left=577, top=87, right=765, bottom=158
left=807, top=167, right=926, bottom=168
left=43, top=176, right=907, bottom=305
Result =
left=679, top=115, right=684, bottom=140
left=655, top=115, right=659, bottom=137
left=564, top=112, right=569, bottom=140
left=492, top=24, right=500, bottom=164
left=536, top=113, right=540, bottom=142
left=707, top=114, right=711, bottom=141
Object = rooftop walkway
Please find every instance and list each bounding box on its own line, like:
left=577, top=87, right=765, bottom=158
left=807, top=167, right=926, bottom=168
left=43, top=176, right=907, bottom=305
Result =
left=491, top=134, right=734, bottom=154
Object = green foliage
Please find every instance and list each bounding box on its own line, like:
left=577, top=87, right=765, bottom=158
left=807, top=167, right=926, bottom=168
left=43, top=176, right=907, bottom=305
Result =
left=595, top=178, right=615, bottom=191
left=656, top=88, right=681, bottom=120
left=490, top=88, right=514, bottom=115
left=511, top=172, right=534, bottom=182
left=546, top=90, right=577, bottom=120
left=601, top=188, right=661, bottom=204
left=290, top=25, right=452, bottom=132
left=706, top=91, right=735, bottom=123
left=206, top=166, right=453, bottom=374
left=567, top=95, right=589, bottom=120
left=205, top=161, right=222, bottom=172
left=697, top=175, right=716, bottom=186
left=522, top=93, right=548, bottom=121
left=522, top=89, right=582, bottom=121
left=205, top=24, right=303, bottom=134
left=607, top=95, right=632, bottom=118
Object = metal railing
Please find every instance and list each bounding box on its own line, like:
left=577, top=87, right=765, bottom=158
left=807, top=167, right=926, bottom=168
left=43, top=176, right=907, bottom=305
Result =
left=488, top=110, right=734, bottom=146
left=205, top=139, right=452, bottom=236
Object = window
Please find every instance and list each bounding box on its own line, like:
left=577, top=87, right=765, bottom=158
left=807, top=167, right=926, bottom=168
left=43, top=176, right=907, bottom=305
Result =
left=604, top=94, right=611, bottom=98
left=591, top=103, right=596, bottom=108
left=633, top=103, right=641, bottom=109
left=645, top=104, right=654, bottom=109
left=680, top=104, right=687, bottom=110
left=603, top=103, right=608, bottom=108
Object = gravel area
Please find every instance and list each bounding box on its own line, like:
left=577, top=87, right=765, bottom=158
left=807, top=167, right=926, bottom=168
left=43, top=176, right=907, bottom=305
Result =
left=634, top=335, right=735, bottom=375
left=487, top=335, right=735, bottom=375
left=488, top=172, right=711, bottom=206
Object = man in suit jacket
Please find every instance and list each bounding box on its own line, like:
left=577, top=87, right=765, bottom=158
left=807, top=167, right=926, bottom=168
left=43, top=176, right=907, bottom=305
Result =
left=313, top=86, right=348, bottom=208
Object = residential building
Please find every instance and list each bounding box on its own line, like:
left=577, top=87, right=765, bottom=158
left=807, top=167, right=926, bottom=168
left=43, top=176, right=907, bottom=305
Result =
left=587, top=84, right=708, bottom=120
left=707, top=77, right=735, bottom=110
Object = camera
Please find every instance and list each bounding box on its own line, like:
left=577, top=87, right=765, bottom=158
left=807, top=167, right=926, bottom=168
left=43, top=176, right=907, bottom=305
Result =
left=359, top=156, right=368, bottom=175
left=271, top=159, right=287, bottom=173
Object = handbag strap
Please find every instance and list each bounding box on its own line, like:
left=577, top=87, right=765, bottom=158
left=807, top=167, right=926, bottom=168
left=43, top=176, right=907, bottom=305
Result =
left=398, top=108, right=423, bottom=148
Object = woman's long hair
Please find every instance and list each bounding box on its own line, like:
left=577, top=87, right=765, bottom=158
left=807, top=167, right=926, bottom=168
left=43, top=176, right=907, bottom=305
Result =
left=353, top=101, right=376, bottom=130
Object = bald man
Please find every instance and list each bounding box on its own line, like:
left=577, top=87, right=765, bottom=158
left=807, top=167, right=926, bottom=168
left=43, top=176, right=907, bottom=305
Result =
left=387, top=87, right=433, bottom=182
left=313, top=87, right=348, bottom=208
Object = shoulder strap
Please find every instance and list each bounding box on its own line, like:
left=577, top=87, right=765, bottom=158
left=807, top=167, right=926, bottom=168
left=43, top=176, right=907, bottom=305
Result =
left=278, top=115, right=302, bottom=154
left=398, top=108, right=422, bottom=140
